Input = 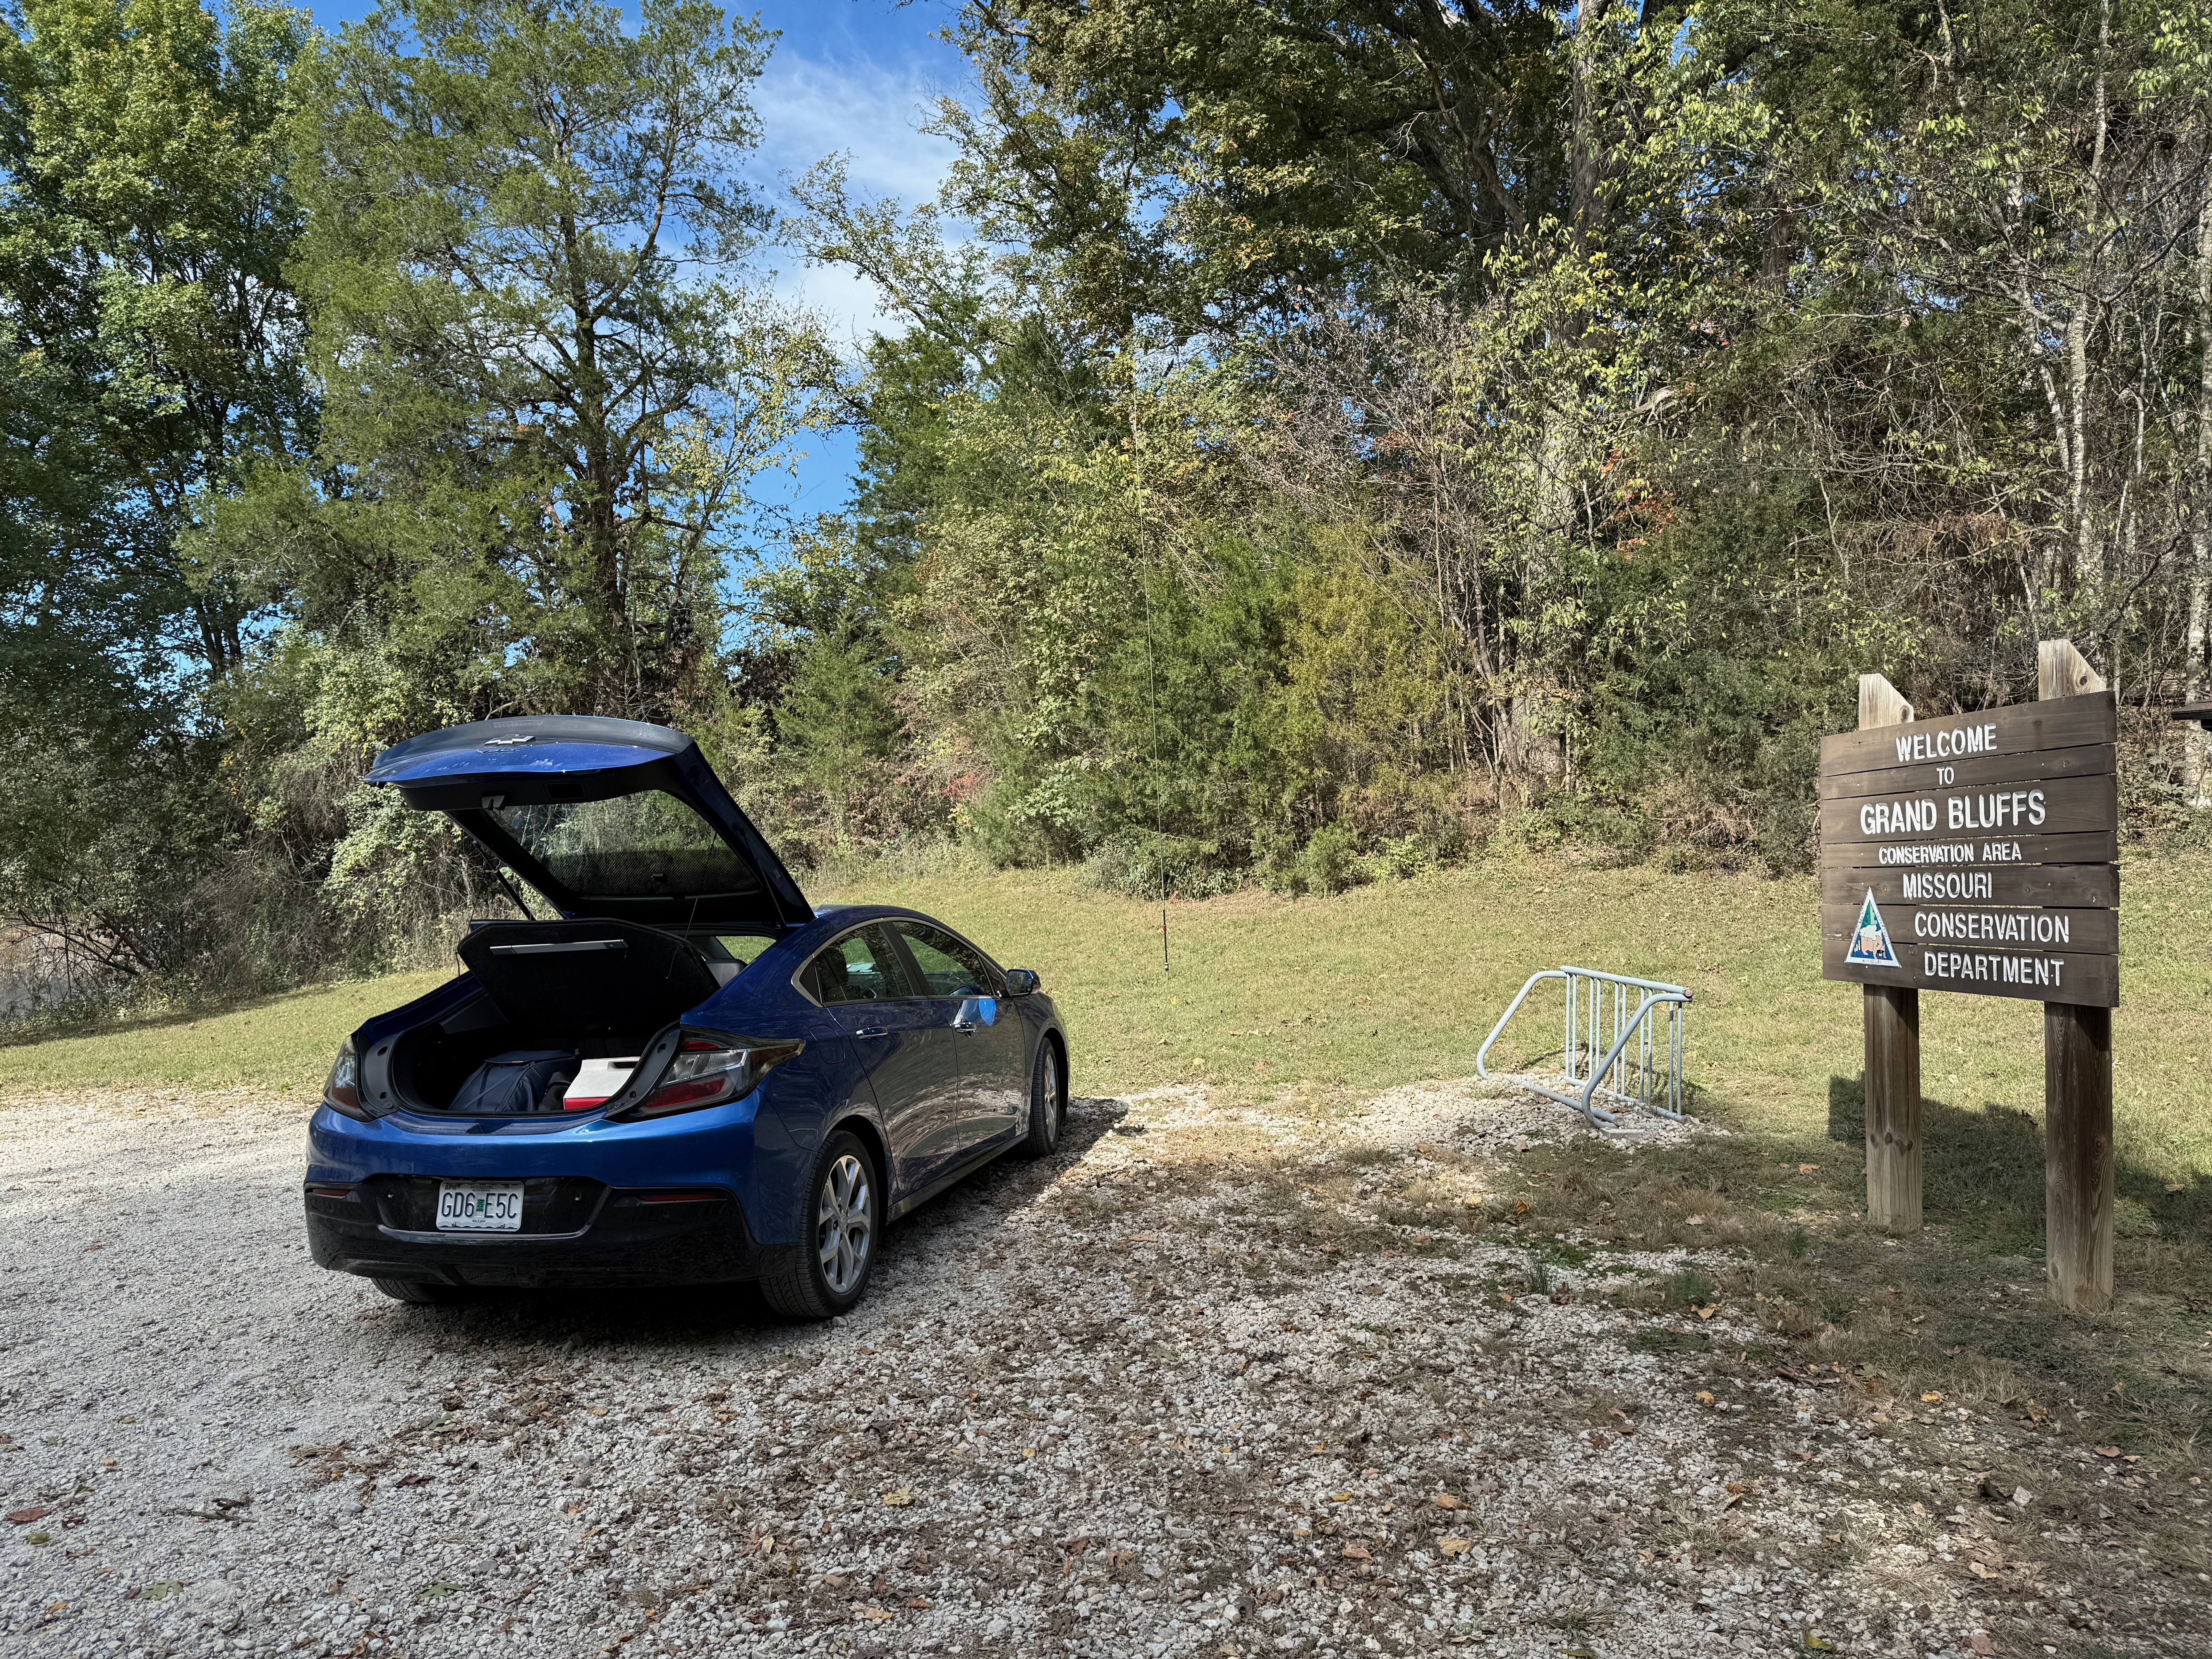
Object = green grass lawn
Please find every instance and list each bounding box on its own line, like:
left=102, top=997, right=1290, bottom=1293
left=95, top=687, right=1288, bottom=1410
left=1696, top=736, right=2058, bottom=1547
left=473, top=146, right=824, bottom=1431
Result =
left=9, top=854, right=2209, bottom=1190
left=848, top=852, right=2212, bottom=1186
left=0, top=969, right=452, bottom=1099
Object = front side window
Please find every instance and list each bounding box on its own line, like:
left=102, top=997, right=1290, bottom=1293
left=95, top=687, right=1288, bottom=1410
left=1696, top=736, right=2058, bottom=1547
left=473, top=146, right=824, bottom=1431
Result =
left=487, top=792, right=756, bottom=899
left=804, top=926, right=912, bottom=1005
left=895, top=922, right=1003, bottom=998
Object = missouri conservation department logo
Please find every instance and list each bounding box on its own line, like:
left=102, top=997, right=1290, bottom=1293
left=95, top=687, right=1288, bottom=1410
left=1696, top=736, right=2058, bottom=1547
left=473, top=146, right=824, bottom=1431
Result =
left=1846, top=891, right=1901, bottom=967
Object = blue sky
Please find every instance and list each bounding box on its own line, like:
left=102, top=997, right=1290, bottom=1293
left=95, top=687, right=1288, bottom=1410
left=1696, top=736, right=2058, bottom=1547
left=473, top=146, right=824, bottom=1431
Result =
left=300, top=0, right=972, bottom=537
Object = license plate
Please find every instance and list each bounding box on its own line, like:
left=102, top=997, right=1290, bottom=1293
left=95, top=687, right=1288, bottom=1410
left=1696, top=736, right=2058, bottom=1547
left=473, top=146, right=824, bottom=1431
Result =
left=436, top=1182, right=525, bottom=1231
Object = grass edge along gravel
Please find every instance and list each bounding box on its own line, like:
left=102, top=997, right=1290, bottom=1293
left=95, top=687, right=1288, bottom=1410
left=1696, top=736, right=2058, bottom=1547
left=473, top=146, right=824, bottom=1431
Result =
left=10, top=850, right=2211, bottom=1167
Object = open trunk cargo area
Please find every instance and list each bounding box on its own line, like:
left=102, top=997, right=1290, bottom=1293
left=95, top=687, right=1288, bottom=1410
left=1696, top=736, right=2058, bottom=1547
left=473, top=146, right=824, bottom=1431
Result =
left=389, top=920, right=748, bottom=1114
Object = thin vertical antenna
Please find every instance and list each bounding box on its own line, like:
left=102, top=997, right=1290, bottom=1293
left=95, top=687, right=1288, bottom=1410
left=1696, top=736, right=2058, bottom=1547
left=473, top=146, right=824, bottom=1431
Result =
left=1132, top=374, right=1169, bottom=975
left=1142, top=574, right=1170, bottom=974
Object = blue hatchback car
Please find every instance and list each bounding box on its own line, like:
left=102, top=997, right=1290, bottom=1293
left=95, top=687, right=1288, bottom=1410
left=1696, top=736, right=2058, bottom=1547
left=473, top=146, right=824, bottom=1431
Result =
left=304, top=716, right=1068, bottom=1319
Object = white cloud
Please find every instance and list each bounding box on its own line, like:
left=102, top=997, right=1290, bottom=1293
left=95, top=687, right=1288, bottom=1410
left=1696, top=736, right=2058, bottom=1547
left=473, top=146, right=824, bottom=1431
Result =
left=752, top=49, right=965, bottom=346
left=755, top=51, right=962, bottom=204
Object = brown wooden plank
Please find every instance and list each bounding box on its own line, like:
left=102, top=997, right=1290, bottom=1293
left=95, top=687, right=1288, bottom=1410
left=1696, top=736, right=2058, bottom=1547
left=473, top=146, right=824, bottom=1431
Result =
left=1821, top=934, right=2119, bottom=1006
left=1819, top=743, right=2114, bottom=802
left=1855, top=673, right=1923, bottom=1237
left=1821, top=903, right=2118, bottom=956
left=2037, top=639, right=2114, bottom=1312
left=2045, top=1002, right=2114, bottom=1311
left=1819, top=862, right=2118, bottom=910
left=2039, top=637, right=2107, bottom=701
left=1819, top=774, right=2117, bottom=846
left=1818, top=830, right=2116, bottom=875
left=1819, top=691, right=2116, bottom=777
left=1864, top=984, right=1921, bottom=1235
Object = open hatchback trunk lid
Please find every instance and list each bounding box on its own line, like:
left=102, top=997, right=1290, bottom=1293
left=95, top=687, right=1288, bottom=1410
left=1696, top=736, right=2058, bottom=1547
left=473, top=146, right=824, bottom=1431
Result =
left=366, top=716, right=811, bottom=931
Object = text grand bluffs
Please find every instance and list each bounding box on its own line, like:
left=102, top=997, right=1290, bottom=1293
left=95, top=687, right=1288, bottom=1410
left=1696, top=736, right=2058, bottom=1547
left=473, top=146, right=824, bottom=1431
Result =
left=1858, top=788, right=2051, bottom=837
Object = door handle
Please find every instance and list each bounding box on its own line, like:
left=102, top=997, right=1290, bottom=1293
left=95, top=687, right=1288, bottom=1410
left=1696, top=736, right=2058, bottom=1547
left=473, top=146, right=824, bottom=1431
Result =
left=853, top=1027, right=889, bottom=1040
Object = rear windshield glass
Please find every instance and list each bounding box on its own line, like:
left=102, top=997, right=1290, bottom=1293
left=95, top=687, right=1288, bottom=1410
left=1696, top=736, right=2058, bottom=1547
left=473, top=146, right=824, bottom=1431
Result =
left=489, top=792, right=758, bottom=899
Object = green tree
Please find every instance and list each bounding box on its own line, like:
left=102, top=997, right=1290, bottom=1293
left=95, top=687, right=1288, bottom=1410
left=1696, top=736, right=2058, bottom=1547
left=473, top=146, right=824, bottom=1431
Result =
left=0, top=0, right=309, bottom=686
left=943, top=0, right=1577, bottom=339
left=248, top=0, right=833, bottom=728
left=0, top=0, right=315, bottom=1006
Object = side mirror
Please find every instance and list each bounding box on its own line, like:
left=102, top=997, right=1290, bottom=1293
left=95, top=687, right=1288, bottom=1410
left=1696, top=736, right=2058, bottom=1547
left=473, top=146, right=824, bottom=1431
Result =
left=1003, top=968, right=1041, bottom=996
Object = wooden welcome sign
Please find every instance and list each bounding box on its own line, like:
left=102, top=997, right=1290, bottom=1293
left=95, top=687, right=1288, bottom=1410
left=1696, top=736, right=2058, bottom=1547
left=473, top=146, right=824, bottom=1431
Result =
left=1818, top=640, right=2119, bottom=1311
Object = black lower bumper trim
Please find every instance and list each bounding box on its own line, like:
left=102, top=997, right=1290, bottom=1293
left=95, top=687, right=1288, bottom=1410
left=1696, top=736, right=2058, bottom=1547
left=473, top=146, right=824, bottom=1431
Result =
left=305, top=1187, right=787, bottom=1288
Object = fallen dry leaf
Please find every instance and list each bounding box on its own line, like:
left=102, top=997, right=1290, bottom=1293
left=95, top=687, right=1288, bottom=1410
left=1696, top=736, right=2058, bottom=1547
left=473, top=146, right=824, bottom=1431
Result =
left=5, top=1508, right=49, bottom=1526
left=881, top=1489, right=913, bottom=1508
left=1437, top=1535, right=1472, bottom=1557
left=2095, top=1446, right=2122, bottom=1458
left=1430, top=1494, right=1462, bottom=1510
left=1695, top=1391, right=1716, bottom=1407
left=1920, top=1392, right=1944, bottom=1404
left=856, top=1608, right=892, bottom=1623
left=1339, top=1544, right=1370, bottom=1560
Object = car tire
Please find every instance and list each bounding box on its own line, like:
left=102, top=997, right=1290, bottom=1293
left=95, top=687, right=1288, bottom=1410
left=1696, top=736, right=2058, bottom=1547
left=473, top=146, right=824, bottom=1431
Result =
left=1017, top=1037, right=1065, bottom=1158
left=371, top=1277, right=472, bottom=1305
left=760, top=1130, right=880, bottom=1320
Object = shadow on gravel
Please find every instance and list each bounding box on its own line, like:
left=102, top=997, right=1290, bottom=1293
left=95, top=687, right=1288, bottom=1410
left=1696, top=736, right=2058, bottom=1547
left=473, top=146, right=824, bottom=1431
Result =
left=357, top=1096, right=1129, bottom=1348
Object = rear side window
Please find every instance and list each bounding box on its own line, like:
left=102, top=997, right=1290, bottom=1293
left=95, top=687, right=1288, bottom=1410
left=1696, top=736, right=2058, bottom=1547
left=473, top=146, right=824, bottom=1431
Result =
left=895, top=922, right=1004, bottom=998
left=696, top=933, right=776, bottom=969
left=804, top=926, right=912, bottom=1004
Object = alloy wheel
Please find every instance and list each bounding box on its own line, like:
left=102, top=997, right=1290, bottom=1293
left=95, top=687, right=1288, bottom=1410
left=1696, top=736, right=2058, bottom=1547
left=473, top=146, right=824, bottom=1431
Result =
left=1043, top=1048, right=1062, bottom=1146
left=816, top=1152, right=872, bottom=1295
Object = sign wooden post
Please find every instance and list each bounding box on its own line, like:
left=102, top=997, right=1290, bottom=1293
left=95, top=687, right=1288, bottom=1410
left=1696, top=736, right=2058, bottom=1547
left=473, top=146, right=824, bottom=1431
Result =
left=1858, top=673, right=1922, bottom=1234
left=1819, top=640, right=2119, bottom=1307
left=2038, top=641, right=2114, bottom=1313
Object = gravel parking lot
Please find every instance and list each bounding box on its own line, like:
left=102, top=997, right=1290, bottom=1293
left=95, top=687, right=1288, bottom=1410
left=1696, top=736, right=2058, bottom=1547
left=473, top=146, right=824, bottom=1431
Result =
left=0, top=1081, right=2182, bottom=1658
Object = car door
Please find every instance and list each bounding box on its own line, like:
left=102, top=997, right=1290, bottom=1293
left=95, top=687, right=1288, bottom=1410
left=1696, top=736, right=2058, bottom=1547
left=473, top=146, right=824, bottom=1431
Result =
left=890, top=920, right=1024, bottom=1158
left=800, top=925, right=945, bottom=1202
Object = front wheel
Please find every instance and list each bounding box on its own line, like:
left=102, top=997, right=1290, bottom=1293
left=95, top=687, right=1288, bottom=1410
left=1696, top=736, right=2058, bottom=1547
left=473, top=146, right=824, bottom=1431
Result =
left=1018, top=1037, right=1065, bottom=1158
left=761, top=1130, right=880, bottom=1320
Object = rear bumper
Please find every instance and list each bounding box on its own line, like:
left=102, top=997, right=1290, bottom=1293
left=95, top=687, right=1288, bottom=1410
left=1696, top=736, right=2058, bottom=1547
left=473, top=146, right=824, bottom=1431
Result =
left=304, top=1182, right=787, bottom=1288
left=303, top=1096, right=793, bottom=1288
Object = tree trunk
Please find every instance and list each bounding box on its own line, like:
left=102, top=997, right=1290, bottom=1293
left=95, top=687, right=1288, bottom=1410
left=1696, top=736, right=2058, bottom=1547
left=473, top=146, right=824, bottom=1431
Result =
left=2186, top=160, right=2212, bottom=806
left=2070, top=0, right=2113, bottom=587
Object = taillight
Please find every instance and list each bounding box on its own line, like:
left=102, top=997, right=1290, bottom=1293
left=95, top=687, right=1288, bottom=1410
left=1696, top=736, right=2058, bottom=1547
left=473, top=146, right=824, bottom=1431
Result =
left=610, top=1031, right=802, bottom=1121
left=323, top=1039, right=370, bottom=1121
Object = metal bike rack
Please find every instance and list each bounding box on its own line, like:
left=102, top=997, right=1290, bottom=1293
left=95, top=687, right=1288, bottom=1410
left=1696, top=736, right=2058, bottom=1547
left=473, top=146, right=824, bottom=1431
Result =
left=1476, top=965, right=1692, bottom=1128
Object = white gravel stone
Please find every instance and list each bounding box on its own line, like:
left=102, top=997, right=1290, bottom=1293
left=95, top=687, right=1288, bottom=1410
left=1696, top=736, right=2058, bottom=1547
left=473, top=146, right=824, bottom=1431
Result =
left=0, top=1085, right=2091, bottom=1657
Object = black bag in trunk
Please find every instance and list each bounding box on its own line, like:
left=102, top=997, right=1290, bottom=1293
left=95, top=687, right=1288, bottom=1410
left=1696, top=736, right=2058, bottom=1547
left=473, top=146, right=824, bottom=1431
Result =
left=449, top=1050, right=577, bottom=1115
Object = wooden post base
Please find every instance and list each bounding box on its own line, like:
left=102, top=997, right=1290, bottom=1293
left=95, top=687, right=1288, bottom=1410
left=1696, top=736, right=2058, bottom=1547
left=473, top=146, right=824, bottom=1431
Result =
left=1863, top=984, right=1922, bottom=1233
left=2045, top=1002, right=2114, bottom=1311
